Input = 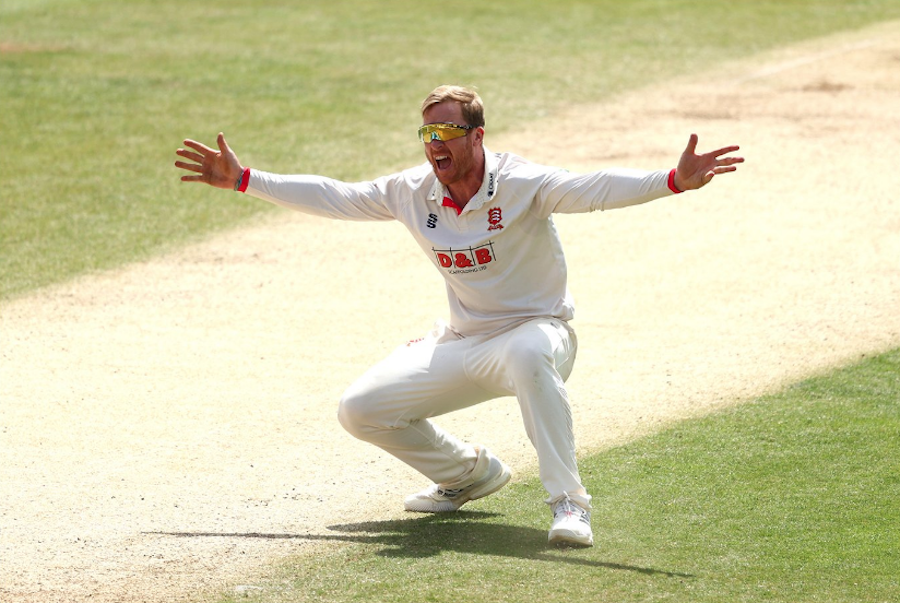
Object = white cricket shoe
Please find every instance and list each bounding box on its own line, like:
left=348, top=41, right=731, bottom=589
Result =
left=548, top=497, right=593, bottom=547
left=404, top=448, right=511, bottom=512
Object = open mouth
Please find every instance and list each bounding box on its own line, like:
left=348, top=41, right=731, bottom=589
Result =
left=435, top=155, right=451, bottom=171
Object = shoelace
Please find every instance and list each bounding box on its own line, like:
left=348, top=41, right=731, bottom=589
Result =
left=553, top=498, right=590, bottom=524
left=436, top=486, right=463, bottom=498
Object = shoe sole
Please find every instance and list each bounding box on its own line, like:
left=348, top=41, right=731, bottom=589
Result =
left=548, top=529, right=594, bottom=547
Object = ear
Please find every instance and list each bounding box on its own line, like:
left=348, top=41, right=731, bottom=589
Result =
left=472, top=126, right=485, bottom=146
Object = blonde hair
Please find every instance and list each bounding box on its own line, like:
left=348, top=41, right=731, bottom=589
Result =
left=421, top=85, right=485, bottom=128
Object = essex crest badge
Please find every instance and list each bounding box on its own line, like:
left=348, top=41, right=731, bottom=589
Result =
left=487, top=207, right=504, bottom=231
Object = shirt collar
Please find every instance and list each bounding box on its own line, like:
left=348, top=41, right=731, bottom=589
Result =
left=427, top=147, right=499, bottom=214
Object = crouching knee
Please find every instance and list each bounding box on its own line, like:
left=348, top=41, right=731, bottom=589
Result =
left=502, top=338, right=555, bottom=380
left=337, top=389, right=364, bottom=439
left=337, top=383, right=385, bottom=440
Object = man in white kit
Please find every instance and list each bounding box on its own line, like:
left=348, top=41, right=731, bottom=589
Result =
left=175, top=85, right=743, bottom=547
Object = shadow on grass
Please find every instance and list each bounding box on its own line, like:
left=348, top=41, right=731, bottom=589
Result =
left=148, top=511, right=692, bottom=578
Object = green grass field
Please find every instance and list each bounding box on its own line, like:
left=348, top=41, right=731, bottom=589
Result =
left=213, top=348, right=900, bottom=603
left=3, top=0, right=900, bottom=299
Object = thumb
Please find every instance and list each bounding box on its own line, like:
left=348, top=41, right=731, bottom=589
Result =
left=217, top=132, right=230, bottom=155
left=685, top=133, right=699, bottom=156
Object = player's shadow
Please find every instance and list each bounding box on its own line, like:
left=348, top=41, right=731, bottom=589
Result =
left=150, top=512, right=692, bottom=578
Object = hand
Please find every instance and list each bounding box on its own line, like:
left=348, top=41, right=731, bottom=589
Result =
left=175, top=132, right=243, bottom=189
left=674, top=134, right=744, bottom=191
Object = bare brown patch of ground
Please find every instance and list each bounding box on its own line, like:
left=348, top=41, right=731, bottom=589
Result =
left=0, top=42, right=68, bottom=53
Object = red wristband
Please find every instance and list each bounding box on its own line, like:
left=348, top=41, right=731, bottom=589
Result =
left=237, top=167, right=251, bottom=193
left=667, top=168, right=683, bottom=194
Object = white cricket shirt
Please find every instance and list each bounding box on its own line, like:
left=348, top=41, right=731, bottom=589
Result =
left=244, top=149, right=676, bottom=336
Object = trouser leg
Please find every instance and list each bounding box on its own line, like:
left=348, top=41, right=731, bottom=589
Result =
left=338, top=318, right=590, bottom=509
left=469, top=319, right=591, bottom=509
left=337, top=325, right=495, bottom=485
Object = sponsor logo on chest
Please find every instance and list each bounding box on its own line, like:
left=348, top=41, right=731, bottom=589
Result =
left=425, top=202, right=507, bottom=274
left=432, top=242, right=496, bottom=275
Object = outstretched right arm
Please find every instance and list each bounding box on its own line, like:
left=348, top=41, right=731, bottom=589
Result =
left=175, top=132, right=244, bottom=190
left=175, top=132, right=402, bottom=221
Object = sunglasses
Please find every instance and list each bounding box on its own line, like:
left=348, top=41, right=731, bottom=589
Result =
left=418, top=123, right=475, bottom=143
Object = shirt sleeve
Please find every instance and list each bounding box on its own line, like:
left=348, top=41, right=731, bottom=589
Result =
left=533, top=167, right=675, bottom=217
left=243, top=169, right=397, bottom=221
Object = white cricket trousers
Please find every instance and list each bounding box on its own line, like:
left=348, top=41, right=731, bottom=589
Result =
left=337, top=317, right=591, bottom=509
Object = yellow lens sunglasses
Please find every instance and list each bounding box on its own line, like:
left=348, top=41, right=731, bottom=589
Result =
left=418, top=123, right=475, bottom=144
